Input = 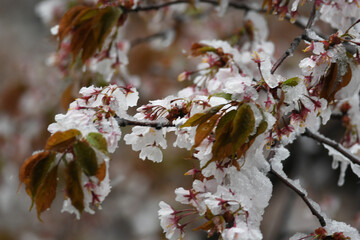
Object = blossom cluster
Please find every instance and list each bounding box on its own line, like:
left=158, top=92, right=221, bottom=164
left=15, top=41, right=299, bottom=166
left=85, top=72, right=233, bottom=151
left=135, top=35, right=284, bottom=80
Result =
left=21, top=0, right=360, bottom=239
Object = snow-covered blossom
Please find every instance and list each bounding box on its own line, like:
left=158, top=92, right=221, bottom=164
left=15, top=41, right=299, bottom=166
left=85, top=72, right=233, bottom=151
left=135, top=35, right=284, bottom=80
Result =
left=23, top=1, right=360, bottom=239
left=49, top=85, right=139, bottom=153
left=158, top=201, right=185, bottom=240
left=124, top=126, right=167, bottom=162
left=320, top=0, right=360, bottom=31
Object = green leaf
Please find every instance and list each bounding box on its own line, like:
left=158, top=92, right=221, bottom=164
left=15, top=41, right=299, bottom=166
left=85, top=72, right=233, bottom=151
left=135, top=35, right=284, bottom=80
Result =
left=231, top=103, right=255, bottom=152
left=35, top=165, right=58, bottom=221
left=65, top=161, right=84, bottom=214
left=215, top=110, right=236, bottom=138
left=282, top=77, right=300, bottom=87
left=255, top=118, right=268, bottom=136
left=211, top=110, right=236, bottom=161
left=73, top=141, right=98, bottom=176
left=45, top=129, right=82, bottom=152
left=181, top=104, right=225, bottom=128
left=86, top=132, right=109, bottom=156
left=211, top=92, right=232, bottom=100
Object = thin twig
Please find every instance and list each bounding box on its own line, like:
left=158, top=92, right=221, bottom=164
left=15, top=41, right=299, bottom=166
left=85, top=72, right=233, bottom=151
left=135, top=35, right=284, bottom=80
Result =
left=270, top=5, right=318, bottom=74
left=116, top=117, right=176, bottom=129
left=269, top=166, right=326, bottom=227
left=303, top=129, right=360, bottom=165
left=270, top=34, right=303, bottom=74
left=267, top=150, right=326, bottom=227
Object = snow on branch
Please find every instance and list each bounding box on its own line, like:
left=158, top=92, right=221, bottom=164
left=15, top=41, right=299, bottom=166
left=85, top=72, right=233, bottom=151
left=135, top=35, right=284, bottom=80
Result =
left=303, top=129, right=360, bottom=166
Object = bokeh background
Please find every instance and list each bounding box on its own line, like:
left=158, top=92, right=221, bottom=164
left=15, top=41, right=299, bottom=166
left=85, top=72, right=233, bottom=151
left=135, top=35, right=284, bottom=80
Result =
left=0, top=1, right=359, bottom=239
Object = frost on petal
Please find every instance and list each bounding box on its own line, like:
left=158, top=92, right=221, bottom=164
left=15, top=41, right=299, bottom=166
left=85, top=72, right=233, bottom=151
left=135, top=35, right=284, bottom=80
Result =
left=89, top=58, right=115, bottom=82
left=325, top=219, right=360, bottom=239
left=320, top=1, right=360, bottom=31
left=125, top=87, right=139, bottom=107
left=269, top=146, right=290, bottom=177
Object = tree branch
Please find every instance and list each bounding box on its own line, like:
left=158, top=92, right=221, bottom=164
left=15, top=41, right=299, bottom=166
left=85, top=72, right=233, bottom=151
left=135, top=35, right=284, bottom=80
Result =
left=270, top=4, right=318, bottom=74
left=270, top=34, right=303, bottom=74
left=116, top=117, right=176, bottom=129
left=269, top=166, right=326, bottom=227
left=267, top=150, right=326, bottom=227
left=303, top=129, right=360, bottom=165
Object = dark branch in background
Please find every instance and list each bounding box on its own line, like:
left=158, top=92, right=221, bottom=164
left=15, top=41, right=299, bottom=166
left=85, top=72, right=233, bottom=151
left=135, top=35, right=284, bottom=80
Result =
left=303, top=129, right=360, bottom=165
left=116, top=117, right=176, bottom=129
left=271, top=5, right=318, bottom=74
left=127, top=0, right=311, bottom=31
left=130, top=29, right=172, bottom=48
left=127, top=1, right=326, bottom=74
left=267, top=150, right=326, bottom=227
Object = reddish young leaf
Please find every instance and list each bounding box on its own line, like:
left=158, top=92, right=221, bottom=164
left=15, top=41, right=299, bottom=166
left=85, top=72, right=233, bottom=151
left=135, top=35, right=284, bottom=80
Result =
left=320, top=63, right=338, bottom=101
left=35, top=165, right=58, bottom=221
left=330, top=63, right=352, bottom=100
left=193, top=113, right=222, bottom=151
left=70, top=19, right=94, bottom=62
left=181, top=104, right=225, bottom=128
left=19, top=151, right=56, bottom=212
left=190, top=43, right=217, bottom=56
left=45, top=129, right=82, bottom=152
left=193, top=220, right=214, bottom=232
left=59, top=5, right=122, bottom=63
left=19, top=151, right=50, bottom=188
left=95, top=161, right=107, bottom=183
left=319, top=63, right=353, bottom=102
left=65, top=161, right=84, bottom=214
left=58, top=5, right=90, bottom=44
left=73, top=141, right=98, bottom=176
